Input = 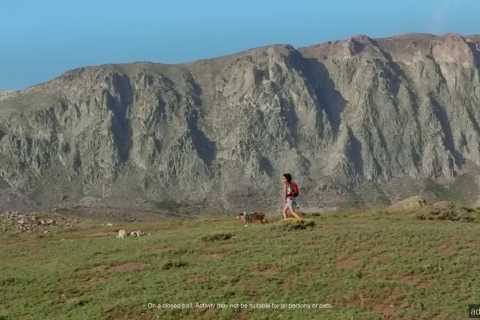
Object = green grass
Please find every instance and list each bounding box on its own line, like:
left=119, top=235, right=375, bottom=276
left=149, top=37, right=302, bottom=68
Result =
left=1, top=211, right=479, bottom=320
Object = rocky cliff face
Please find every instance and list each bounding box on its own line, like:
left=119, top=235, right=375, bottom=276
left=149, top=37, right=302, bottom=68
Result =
left=1, top=33, right=480, bottom=212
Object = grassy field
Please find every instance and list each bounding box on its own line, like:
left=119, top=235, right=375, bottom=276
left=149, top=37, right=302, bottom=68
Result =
left=1, top=210, right=479, bottom=320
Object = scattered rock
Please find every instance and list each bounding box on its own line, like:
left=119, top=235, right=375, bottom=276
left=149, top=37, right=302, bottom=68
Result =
left=235, top=211, right=267, bottom=224
left=129, top=230, right=145, bottom=237
left=0, top=210, right=79, bottom=233
left=115, top=229, right=146, bottom=239
left=431, top=201, right=454, bottom=211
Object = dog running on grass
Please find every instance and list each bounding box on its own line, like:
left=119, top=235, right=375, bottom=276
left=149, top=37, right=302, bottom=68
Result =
left=236, top=211, right=268, bottom=224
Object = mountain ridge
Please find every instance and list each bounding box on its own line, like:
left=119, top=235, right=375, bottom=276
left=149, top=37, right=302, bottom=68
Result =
left=1, top=32, right=480, bottom=213
left=14, top=32, right=480, bottom=92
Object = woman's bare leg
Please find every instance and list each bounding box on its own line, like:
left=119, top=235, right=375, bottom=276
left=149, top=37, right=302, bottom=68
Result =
left=285, top=199, right=302, bottom=220
left=282, top=205, right=289, bottom=220
left=289, top=207, right=303, bottom=220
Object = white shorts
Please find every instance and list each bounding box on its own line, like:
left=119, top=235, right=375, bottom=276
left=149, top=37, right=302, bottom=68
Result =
left=284, top=198, right=298, bottom=211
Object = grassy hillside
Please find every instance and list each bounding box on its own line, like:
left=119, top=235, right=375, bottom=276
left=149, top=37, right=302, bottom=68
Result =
left=1, top=210, right=479, bottom=320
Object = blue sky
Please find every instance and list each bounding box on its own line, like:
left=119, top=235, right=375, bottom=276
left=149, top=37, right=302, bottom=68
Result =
left=1, top=0, right=479, bottom=90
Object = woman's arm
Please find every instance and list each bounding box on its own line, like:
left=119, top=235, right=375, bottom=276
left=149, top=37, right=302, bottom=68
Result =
left=285, top=182, right=294, bottom=198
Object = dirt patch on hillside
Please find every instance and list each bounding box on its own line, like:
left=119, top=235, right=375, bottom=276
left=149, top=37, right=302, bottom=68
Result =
left=333, top=287, right=406, bottom=320
left=398, top=273, right=432, bottom=289
left=201, top=252, right=225, bottom=261
left=336, top=255, right=361, bottom=269
left=436, top=242, right=459, bottom=257
left=436, top=238, right=479, bottom=256
left=109, top=262, right=147, bottom=273
left=249, top=264, right=280, bottom=277
left=369, top=254, right=392, bottom=265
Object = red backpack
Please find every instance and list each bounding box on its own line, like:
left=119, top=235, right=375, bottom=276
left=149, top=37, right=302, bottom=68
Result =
left=291, top=182, right=300, bottom=197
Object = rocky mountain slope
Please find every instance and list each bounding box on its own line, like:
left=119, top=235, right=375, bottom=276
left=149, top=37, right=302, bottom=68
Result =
left=1, top=33, right=480, bottom=212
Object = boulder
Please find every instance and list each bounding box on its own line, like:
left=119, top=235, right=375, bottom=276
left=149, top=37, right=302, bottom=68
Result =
left=129, top=230, right=145, bottom=237
left=385, top=196, right=427, bottom=213
left=116, top=229, right=127, bottom=239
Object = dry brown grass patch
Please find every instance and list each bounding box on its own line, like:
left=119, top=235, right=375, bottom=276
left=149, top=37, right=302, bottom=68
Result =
left=109, top=262, right=147, bottom=273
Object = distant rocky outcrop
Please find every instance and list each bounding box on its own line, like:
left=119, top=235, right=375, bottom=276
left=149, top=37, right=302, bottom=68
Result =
left=0, top=91, right=17, bottom=102
left=1, top=33, right=480, bottom=212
